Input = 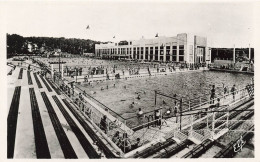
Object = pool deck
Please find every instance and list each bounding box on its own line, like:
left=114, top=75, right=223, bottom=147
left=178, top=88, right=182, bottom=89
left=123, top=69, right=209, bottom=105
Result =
left=209, top=68, right=254, bottom=74
left=64, top=67, right=209, bottom=83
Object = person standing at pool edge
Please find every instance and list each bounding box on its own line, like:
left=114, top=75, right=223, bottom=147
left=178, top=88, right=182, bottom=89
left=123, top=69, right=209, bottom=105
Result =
left=137, top=108, right=144, bottom=125
left=210, top=85, right=216, bottom=104
left=155, top=109, right=161, bottom=126
left=231, top=84, right=236, bottom=101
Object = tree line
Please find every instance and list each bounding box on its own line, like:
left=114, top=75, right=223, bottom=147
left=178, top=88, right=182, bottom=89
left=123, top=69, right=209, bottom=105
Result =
left=7, top=33, right=105, bottom=56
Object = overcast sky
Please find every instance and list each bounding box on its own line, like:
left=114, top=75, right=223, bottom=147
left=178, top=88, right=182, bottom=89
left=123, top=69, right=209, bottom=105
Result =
left=1, top=0, right=258, bottom=47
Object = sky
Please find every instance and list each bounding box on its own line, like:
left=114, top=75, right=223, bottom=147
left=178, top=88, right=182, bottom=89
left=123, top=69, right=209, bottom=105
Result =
left=1, top=0, right=259, bottom=47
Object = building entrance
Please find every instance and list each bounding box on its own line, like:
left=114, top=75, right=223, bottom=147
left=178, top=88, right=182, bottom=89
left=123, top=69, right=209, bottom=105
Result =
left=195, top=46, right=205, bottom=63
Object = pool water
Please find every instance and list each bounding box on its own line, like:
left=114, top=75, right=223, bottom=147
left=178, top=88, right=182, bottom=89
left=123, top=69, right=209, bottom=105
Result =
left=80, top=70, right=253, bottom=120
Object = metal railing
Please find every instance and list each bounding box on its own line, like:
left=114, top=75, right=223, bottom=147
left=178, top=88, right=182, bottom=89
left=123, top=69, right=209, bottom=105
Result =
left=35, top=59, right=253, bottom=154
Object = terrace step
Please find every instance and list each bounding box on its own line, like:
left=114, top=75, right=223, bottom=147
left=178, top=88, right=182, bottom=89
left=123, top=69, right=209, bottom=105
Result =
left=33, top=73, right=42, bottom=88
left=155, top=139, right=193, bottom=158
left=40, top=92, right=77, bottom=159
left=29, top=88, right=51, bottom=158
left=62, top=99, right=118, bottom=158
left=189, top=131, right=205, bottom=144
left=39, top=75, right=52, bottom=92
left=182, top=139, right=214, bottom=158
left=52, top=95, right=99, bottom=158
left=45, top=78, right=61, bottom=95
left=7, top=86, right=22, bottom=158
left=18, top=68, right=23, bottom=79
left=27, top=71, right=33, bottom=85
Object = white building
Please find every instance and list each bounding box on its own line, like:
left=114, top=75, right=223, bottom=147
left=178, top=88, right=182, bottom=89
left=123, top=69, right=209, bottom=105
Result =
left=95, top=33, right=210, bottom=64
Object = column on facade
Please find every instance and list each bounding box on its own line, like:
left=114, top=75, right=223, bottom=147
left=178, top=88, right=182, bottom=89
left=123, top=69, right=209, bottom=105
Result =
left=109, top=47, right=111, bottom=58
left=177, top=43, right=180, bottom=62
left=153, top=46, right=155, bottom=61
left=163, top=45, right=166, bottom=62
left=148, top=46, right=150, bottom=61
left=131, top=47, right=133, bottom=59
left=184, top=45, right=187, bottom=63
left=157, top=44, right=160, bottom=61
left=194, top=46, right=196, bottom=63
left=209, top=48, right=212, bottom=63
left=233, top=44, right=235, bottom=63
left=142, top=47, right=144, bottom=60
left=170, top=43, right=173, bottom=61
left=143, top=46, right=145, bottom=60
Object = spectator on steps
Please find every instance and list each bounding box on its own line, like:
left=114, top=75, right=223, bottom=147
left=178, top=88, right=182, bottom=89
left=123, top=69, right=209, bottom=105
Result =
left=131, top=138, right=142, bottom=150
left=100, top=115, right=107, bottom=134
left=112, top=131, right=121, bottom=145
left=119, top=133, right=132, bottom=153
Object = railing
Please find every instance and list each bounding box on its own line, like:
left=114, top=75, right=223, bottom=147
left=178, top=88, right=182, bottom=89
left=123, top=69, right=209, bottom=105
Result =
left=35, top=59, right=253, bottom=155
left=174, top=131, right=188, bottom=141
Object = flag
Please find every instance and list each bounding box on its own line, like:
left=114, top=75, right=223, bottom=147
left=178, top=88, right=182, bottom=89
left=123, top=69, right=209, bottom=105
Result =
left=155, top=33, right=158, bottom=37
left=86, top=25, right=90, bottom=29
left=113, top=36, right=115, bottom=38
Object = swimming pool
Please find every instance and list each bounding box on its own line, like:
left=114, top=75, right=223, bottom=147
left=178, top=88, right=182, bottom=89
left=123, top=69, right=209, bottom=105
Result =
left=79, top=70, right=253, bottom=121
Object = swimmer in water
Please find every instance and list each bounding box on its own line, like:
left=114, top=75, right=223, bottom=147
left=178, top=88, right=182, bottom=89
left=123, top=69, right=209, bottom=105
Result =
left=129, top=102, right=134, bottom=109
left=137, top=94, right=141, bottom=100
left=162, top=100, right=166, bottom=105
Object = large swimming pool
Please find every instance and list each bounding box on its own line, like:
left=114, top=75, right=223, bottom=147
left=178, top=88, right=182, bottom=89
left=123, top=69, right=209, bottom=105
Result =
left=80, top=70, right=253, bottom=120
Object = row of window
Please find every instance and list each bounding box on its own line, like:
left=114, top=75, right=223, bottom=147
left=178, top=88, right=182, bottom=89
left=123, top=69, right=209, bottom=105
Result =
left=96, top=45, right=184, bottom=55
left=131, top=54, right=184, bottom=61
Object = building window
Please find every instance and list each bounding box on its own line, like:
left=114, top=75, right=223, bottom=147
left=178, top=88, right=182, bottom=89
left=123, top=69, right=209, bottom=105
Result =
left=155, top=47, right=158, bottom=59
left=166, top=46, right=170, bottom=54
left=150, top=47, right=153, bottom=60
left=130, top=42, right=132, bottom=45
left=160, top=45, right=164, bottom=55
left=145, top=47, right=149, bottom=60
left=137, top=47, right=140, bottom=59
left=133, top=47, right=136, bottom=58
left=118, top=48, right=120, bottom=54
left=179, top=45, right=184, bottom=62
left=172, top=46, right=177, bottom=61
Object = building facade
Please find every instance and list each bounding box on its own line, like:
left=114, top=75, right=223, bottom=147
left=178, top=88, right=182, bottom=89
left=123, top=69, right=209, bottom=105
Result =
left=95, top=33, right=210, bottom=64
